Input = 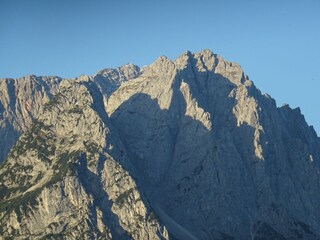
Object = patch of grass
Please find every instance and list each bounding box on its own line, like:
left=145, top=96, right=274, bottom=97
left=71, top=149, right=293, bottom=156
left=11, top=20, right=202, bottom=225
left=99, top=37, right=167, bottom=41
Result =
left=114, top=189, right=134, bottom=207
left=0, top=164, right=36, bottom=201
left=44, top=93, right=62, bottom=111
left=147, top=211, right=158, bottom=223
left=0, top=150, right=82, bottom=217
left=68, top=107, right=83, bottom=114
left=40, top=233, right=64, bottom=240
left=0, top=186, right=43, bottom=218
left=49, top=150, right=82, bottom=186
left=0, top=185, right=10, bottom=200
left=84, top=141, right=100, bottom=154
left=10, top=119, right=55, bottom=161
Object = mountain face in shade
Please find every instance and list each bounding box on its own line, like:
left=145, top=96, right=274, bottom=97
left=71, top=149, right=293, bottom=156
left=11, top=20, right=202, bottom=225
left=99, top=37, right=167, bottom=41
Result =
left=0, top=50, right=319, bottom=239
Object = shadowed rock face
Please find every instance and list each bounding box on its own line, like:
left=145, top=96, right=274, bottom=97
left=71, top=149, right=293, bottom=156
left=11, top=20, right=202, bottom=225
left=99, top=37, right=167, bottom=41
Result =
left=0, top=50, right=320, bottom=239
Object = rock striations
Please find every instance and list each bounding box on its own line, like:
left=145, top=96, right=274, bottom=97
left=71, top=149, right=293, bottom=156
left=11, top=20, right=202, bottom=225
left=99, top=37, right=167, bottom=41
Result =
left=0, top=75, right=61, bottom=163
left=0, top=50, right=319, bottom=239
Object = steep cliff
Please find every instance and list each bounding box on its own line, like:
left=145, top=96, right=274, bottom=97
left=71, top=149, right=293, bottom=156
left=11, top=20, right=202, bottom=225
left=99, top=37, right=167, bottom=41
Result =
left=0, top=78, right=168, bottom=239
left=0, top=50, right=319, bottom=239
left=0, top=75, right=61, bottom=162
left=0, top=64, right=140, bottom=163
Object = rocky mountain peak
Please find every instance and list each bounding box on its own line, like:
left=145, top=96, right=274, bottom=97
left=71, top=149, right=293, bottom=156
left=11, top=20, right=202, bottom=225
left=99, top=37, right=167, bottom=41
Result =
left=0, top=79, right=169, bottom=239
left=0, top=50, right=319, bottom=239
left=95, top=63, right=140, bottom=83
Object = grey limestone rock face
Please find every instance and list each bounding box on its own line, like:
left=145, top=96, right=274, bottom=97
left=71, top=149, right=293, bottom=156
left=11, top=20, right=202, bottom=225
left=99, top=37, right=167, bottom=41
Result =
left=0, top=50, right=320, bottom=239
left=107, top=50, right=320, bottom=239
left=0, top=79, right=168, bottom=239
left=0, top=65, right=139, bottom=164
left=0, top=75, right=61, bottom=163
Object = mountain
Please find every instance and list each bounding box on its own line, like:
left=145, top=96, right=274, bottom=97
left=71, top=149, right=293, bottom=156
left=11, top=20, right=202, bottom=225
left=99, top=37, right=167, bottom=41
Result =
left=0, top=64, right=140, bottom=164
left=0, top=50, right=319, bottom=239
left=0, top=75, right=61, bottom=163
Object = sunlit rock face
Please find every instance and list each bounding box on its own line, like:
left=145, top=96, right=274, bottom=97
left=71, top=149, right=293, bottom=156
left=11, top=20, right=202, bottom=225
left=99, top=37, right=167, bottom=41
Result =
left=0, top=50, right=319, bottom=239
left=0, top=75, right=61, bottom=163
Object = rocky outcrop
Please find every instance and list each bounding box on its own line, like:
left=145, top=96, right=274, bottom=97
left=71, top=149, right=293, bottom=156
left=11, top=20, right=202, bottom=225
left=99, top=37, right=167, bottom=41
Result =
left=0, top=75, right=61, bottom=163
left=0, top=50, right=319, bottom=239
left=0, top=79, right=168, bottom=239
left=107, top=50, right=320, bottom=239
left=0, top=64, right=140, bottom=164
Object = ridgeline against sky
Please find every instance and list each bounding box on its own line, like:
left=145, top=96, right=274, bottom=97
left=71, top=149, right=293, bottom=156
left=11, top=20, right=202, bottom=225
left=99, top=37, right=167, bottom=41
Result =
left=1, top=50, right=320, bottom=239
left=0, top=0, right=319, bottom=132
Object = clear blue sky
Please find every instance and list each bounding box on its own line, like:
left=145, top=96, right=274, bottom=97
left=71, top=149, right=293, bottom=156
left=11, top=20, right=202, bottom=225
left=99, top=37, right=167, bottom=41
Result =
left=0, top=0, right=319, bottom=133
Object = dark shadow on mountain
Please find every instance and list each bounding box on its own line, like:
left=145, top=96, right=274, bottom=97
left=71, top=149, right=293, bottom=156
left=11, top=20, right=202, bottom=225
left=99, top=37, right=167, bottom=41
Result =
left=0, top=59, right=318, bottom=238
left=77, top=153, right=130, bottom=240
left=0, top=121, right=21, bottom=165
left=109, top=91, right=212, bottom=240
left=107, top=65, right=319, bottom=239
left=108, top=90, right=260, bottom=239
left=82, top=81, right=111, bottom=126
left=5, top=79, right=17, bottom=110
left=93, top=74, right=121, bottom=97
left=0, top=79, right=19, bottom=164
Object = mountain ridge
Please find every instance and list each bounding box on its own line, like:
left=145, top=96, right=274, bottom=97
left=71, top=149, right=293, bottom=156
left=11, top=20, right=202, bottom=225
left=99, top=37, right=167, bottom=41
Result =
left=0, top=49, right=319, bottom=239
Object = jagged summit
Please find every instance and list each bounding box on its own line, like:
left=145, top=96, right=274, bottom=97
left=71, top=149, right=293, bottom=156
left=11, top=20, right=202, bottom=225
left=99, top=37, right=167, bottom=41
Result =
left=95, top=63, right=140, bottom=78
left=0, top=50, right=319, bottom=239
